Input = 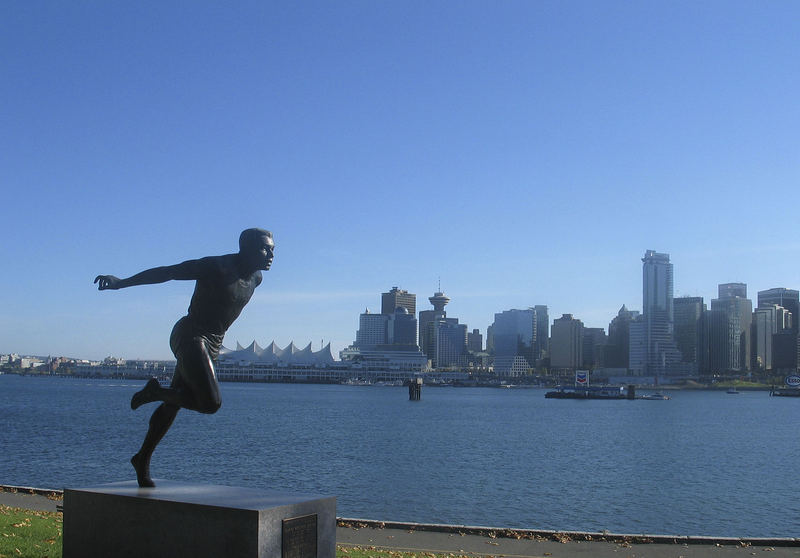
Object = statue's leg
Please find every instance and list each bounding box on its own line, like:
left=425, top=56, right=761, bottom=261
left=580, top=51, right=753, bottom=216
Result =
left=130, top=339, right=219, bottom=412
left=168, top=337, right=221, bottom=414
left=131, top=377, right=162, bottom=410
left=131, top=402, right=179, bottom=488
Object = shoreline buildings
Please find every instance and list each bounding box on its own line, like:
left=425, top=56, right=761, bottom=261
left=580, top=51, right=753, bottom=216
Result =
left=34, top=255, right=800, bottom=383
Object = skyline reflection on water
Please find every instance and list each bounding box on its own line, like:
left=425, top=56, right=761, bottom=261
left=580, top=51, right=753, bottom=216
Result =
left=1, top=375, right=798, bottom=537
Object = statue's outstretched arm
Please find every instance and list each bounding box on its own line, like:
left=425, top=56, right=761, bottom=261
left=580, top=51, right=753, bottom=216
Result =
left=94, top=258, right=213, bottom=290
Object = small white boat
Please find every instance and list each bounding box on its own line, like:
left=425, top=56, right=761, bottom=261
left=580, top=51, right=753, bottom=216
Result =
left=727, top=387, right=740, bottom=394
left=641, top=392, right=670, bottom=400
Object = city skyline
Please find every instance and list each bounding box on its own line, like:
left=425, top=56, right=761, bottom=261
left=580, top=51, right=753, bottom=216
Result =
left=5, top=252, right=798, bottom=364
left=3, top=2, right=800, bottom=360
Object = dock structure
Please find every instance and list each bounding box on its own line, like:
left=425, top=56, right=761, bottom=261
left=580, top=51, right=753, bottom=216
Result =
left=545, top=384, right=637, bottom=400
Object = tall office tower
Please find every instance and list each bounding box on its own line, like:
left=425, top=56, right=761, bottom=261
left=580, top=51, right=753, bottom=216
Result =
left=773, top=332, right=798, bottom=371
left=703, top=309, right=729, bottom=373
left=381, top=287, right=416, bottom=316
left=387, top=307, right=417, bottom=345
left=606, top=305, right=639, bottom=368
left=710, top=283, right=752, bottom=372
left=582, top=327, right=607, bottom=368
left=628, top=315, right=646, bottom=374
left=490, top=309, right=536, bottom=365
left=533, top=305, right=550, bottom=360
left=674, top=297, right=706, bottom=371
left=719, top=283, right=747, bottom=299
left=758, top=289, right=798, bottom=368
left=757, top=291, right=797, bottom=370
left=467, top=329, right=483, bottom=352
left=641, top=250, right=682, bottom=376
left=752, top=304, right=782, bottom=370
left=550, top=314, right=584, bottom=369
left=418, top=291, right=449, bottom=361
left=776, top=306, right=792, bottom=331
left=355, top=309, right=388, bottom=346
left=432, top=318, right=468, bottom=368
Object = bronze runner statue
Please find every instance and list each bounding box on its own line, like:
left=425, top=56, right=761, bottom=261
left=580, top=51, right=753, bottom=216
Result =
left=94, top=228, right=274, bottom=487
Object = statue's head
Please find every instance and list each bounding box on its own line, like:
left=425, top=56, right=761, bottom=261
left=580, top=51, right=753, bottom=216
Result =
left=239, top=228, right=274, bottom=270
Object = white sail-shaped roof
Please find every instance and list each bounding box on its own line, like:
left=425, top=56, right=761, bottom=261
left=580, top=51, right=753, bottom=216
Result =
left=220, top=341, right=337, bottom=365
left=313, top=343, right=336, bottom=364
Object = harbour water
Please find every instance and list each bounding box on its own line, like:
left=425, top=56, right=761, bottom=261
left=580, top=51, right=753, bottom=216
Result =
left=1, top=374, right=798, bottom=537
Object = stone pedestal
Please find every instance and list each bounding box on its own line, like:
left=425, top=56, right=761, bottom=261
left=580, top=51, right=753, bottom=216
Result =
left=63, top=480, right=336, bottom=558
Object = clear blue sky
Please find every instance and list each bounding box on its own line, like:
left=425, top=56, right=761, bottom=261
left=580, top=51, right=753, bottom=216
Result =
left=2, top=1, right=799, bottom=360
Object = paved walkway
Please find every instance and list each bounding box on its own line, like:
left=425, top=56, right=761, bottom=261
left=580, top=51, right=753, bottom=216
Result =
left=2, top=486, right=799, bottom=557
left=337, top=520, right=800, bottom=558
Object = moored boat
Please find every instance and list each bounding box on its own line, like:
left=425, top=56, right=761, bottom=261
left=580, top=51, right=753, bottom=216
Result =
left=545, top=385, right=633, bottom=400
left=771, top=387, right=800, bottom=397
left=641, top=392, right=670, bottom=400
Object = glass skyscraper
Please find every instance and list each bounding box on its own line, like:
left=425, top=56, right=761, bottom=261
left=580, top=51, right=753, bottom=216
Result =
left=710, top=283, right=752, bottom=372
left=641, top=250, right=682, bottom=376
left=674, top=296, right=705, bottom=371
left=758, top=288, right=798, bottom=334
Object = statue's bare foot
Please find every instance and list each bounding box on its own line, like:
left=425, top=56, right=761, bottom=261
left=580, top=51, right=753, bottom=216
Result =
left=131, top=452, right=155, bottom=488
left=131, top=377, right=161, bottom=410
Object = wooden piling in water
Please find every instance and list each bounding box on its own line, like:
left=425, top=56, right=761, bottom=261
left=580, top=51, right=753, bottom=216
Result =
left=408, top=378, right=422, bottom=400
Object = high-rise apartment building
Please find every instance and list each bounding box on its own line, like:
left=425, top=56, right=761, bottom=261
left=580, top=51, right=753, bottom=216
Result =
left=550, top=314, right=584, bottom=369
left=381, top=287, right=416, bottom=316
left=641, top=250, right=682, bottom=376
left=710, top=283, right=752, bottom=372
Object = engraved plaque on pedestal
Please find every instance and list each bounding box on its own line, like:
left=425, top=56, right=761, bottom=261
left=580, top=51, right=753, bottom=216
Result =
left=282, top=514, right=317, bottom=558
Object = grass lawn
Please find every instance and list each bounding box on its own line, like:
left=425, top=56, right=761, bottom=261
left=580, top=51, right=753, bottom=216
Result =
left=0, top=506, right=62, bottom=558
left=1, top=506, right=469, bottom=558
